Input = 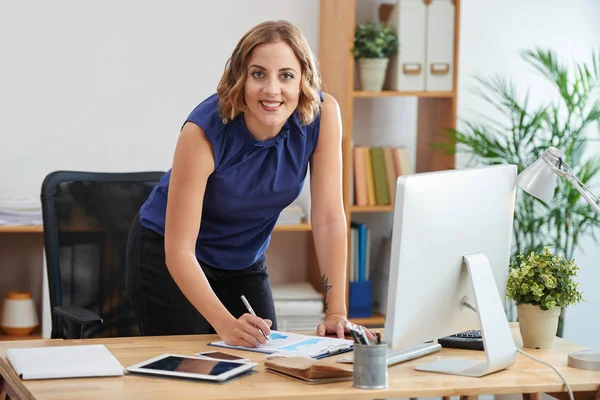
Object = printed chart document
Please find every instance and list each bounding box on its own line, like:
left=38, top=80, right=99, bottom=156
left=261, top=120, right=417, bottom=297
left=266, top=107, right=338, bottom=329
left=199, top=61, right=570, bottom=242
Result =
left=209, top=331, right=353, bottom=359
left=6, top=344, right=125, bottom=380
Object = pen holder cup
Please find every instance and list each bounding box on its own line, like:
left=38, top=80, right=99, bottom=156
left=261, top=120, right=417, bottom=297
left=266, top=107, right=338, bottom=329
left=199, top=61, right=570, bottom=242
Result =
left=352, top=342, right=388, bottom=390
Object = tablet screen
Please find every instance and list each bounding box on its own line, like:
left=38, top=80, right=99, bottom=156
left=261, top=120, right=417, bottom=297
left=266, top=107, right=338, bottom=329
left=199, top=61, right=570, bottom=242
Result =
left=142, top=356, right=242, bottom=376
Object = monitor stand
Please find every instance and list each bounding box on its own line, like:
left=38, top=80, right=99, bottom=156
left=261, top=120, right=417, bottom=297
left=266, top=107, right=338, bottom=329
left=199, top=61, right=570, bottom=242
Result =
left=415, top=252, right=518, bottom=377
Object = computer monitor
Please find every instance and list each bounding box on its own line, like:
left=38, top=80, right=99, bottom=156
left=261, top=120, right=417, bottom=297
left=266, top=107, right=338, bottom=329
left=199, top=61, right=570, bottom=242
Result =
left=384, top=164, right=519, bottom=377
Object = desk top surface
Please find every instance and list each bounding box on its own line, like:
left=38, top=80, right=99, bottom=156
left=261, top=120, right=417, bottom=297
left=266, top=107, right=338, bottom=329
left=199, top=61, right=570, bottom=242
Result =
left=0, top=325, right=599, bottom=400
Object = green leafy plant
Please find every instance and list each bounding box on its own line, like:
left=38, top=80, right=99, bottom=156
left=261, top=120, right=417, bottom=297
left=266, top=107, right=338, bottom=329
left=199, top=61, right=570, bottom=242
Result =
left=435, top=48, right=600, bottom=335
left=439, top=48, right=600, bottom=263
left=507, top=247, right=583, bottom=310
left=352, top=22, right=398, bottom=59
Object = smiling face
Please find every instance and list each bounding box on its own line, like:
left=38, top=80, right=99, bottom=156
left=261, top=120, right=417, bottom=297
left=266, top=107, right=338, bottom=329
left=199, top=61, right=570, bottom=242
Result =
left=243, top=41, right=302, bottom=140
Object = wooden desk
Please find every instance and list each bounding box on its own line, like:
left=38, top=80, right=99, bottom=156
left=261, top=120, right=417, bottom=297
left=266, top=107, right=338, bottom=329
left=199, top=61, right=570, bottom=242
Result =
left=0, top=326, right=599, bottom=400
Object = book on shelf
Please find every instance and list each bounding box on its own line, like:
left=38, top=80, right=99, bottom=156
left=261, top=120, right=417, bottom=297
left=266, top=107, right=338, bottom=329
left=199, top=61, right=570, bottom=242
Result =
left=352, top=146, right=411, bottom=207
left=349, top=222, right=370, bottom=283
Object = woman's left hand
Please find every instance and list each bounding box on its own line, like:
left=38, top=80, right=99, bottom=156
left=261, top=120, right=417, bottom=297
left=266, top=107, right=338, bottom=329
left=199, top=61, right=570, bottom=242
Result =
left=316, top=313, right=375, bottom=340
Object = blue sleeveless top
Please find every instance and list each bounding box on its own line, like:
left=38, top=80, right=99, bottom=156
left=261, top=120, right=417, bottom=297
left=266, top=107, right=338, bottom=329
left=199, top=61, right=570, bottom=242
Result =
left=139, top=93, right=322, bottom=270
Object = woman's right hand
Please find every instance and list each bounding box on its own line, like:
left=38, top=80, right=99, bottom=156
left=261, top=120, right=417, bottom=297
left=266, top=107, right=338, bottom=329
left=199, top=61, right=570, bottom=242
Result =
left=217, top=313, right=273, bottom=347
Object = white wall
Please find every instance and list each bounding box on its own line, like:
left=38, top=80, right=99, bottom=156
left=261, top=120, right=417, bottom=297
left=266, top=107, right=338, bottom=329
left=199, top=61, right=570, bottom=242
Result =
left=457, top=0, right=600, bottom=347
left=0, top=0, right=318, bottom=198
left=0, top=1, right=320, bottom=314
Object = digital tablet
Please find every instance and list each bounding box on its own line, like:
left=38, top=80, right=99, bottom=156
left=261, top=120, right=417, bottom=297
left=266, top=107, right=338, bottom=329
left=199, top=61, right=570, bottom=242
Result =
left=126, top=354, right=258, bottom=382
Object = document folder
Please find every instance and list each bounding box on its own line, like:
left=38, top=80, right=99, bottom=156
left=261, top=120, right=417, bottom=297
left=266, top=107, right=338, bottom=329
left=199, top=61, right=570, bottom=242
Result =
left=387, top=0, right=427, bottom=91
left=425, top=0, right=455, bottom=91
left=210, top=330, right=353, bottom=359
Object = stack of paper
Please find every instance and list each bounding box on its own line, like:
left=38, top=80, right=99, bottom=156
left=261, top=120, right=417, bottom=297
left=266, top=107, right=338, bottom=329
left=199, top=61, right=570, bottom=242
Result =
left=0, top=197, right=42, bottom=226
left=272, top=282, right=324, bottom=332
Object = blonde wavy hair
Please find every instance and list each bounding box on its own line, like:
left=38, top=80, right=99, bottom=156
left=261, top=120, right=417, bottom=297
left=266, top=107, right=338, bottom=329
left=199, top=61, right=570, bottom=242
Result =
left=217, top=20, right=322, bottom=126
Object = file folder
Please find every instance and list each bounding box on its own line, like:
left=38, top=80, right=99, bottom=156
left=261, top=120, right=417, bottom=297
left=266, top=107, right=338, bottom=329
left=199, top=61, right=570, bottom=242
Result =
left=425, top=0, right=455, bottom=91
left=387, top=0, right=427, bottom=91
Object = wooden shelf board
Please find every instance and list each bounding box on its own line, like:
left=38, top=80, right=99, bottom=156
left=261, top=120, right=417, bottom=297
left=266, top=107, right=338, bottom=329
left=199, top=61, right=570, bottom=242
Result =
left=0, top=224, right=313, bottom=233
left=353, top=90, right=455, bottom=98
left=273, top=223, right=311, bottom=232
left=349, top=313, right=385, bottom=327
left=0, top=330, right=42, bottom=341
left=0, top=225, right=43, bottom=233
left=350, top=205, right=394, bottom=213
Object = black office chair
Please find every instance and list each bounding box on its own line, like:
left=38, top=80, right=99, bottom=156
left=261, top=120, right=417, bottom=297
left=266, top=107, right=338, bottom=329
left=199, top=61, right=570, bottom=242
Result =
left=41, top=171, right=164, bottom=339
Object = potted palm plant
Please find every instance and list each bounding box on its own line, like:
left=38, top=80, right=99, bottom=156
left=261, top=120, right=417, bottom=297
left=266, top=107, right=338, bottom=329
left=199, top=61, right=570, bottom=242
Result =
left=436, top=48, right=600, bottom=334
left=352, top=22, right=398, bottom=91
left=507, top=247, right=583, bottom=348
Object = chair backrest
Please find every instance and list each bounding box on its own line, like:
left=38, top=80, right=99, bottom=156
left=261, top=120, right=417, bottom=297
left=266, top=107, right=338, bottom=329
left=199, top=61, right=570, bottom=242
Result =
left=41, top=171, right=164, bottom=339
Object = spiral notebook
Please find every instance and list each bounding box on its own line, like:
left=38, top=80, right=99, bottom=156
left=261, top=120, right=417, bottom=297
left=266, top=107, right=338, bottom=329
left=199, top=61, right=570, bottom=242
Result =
left=209, top=331, right=353, bottom=359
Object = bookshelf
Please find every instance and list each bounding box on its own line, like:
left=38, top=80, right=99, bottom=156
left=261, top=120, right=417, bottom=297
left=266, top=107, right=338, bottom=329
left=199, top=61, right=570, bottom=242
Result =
left=316, top=0, right=460, bottom=326
left=273, top=223, right=312, bottom=232
left=0, top=225, right=43, bottom=233
left=349, top=313, right=386, bottom=327
left=0, top=224, right=311, bottom=234
left=350, top=205, right=394, bottom=213
left=353, top=90, right=455, bottom=98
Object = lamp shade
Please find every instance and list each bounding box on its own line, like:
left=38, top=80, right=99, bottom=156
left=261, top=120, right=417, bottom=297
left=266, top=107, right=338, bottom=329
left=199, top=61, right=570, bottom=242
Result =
left=516, top=147, right=564, bottom=203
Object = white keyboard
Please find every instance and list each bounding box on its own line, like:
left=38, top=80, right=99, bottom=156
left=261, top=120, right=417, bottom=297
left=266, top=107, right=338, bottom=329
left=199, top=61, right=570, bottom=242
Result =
left=337, top=342, right=441, bottom=366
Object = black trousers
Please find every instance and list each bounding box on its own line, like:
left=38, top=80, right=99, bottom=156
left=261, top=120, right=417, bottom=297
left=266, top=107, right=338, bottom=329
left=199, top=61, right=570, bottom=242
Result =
left=125, top=213, right=277, bottom=336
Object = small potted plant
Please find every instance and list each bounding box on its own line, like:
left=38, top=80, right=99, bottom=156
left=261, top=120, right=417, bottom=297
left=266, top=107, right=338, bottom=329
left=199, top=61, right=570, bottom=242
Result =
left=507, top=247, right=583, bottom=349
left=352, top=22, right=398, bottom=91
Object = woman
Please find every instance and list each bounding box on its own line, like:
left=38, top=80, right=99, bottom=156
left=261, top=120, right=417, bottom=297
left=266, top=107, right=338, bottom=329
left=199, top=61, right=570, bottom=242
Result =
left=126, top=20, right=373, bottom=347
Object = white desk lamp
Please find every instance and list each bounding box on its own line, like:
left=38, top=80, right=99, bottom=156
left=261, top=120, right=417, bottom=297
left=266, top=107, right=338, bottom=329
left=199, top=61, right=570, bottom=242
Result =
left=517, top=146, right=600, bottom=371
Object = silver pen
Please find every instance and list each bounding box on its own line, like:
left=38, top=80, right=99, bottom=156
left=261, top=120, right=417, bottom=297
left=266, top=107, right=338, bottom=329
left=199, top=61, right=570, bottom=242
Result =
left=240, top=295, right=270, bottom=341
left=358, top=325, right=370, bottom=345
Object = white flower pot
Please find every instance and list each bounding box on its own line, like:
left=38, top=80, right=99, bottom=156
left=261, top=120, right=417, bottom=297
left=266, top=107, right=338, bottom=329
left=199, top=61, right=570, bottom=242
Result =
left=358, top=58, right=389, bottom=91
left=517, top=303, right=560, bottom=349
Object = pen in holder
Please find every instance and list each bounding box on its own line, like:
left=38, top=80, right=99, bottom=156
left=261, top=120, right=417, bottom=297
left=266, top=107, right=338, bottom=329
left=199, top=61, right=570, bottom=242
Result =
left=352, top=342, right=388, bottom=390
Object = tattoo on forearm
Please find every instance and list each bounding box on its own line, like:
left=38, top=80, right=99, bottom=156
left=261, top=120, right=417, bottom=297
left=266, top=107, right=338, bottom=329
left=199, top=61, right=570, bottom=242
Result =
left=321, top=274, right=333, bottom=313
